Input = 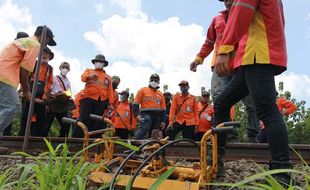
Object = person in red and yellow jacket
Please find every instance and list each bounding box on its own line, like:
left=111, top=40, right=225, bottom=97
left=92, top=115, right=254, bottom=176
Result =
left=195, top=91, right=214, bottom=141
left=190, top=0, right=260, bottom=144
left=257, top=94, right=297, bottom=143
left=19, top=47, right=54, bottom=136
left=212, top=0, right=292, bottom=182
left=166, top=80, right=199, bottom=141
left=113, top=90, right=137, bottom=139
left=72, top=54, right=114, bottom=137
left=190, top=0, right=233, bottom=72
left=133, top=73, right=166, bottom=139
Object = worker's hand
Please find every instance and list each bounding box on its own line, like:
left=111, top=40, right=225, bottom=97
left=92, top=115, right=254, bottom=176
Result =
left=136, top=115, right=141, bottom=122
left=190, top=61, right=200, bottom=72
left=23, top=90, right=32, bottom=102
left=214, top=54, right=231, bottom=76
left=160, top=122, right=166, bottom=130
left=281, top=109, right=287, bottom=115
left=87, top=74, right=98, bottom=81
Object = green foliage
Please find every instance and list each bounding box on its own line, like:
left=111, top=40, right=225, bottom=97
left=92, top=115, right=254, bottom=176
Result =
left=234, top=101, right=247, bottom=142
left=234, top=81, right=310, bottom=144
left=0, top=168, right=17, bottom=190
left=10, top=139, right=107, bottom=190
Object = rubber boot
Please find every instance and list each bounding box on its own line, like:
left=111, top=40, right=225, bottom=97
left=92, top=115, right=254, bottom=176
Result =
left=269, top=160, right=293, bottom=187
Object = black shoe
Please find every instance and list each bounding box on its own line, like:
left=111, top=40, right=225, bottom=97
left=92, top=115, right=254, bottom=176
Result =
left=269, top=160, right=294, bottom=187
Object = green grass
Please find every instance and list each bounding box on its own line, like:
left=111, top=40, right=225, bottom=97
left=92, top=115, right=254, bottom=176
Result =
left=11, top=139, right=108, bottom=190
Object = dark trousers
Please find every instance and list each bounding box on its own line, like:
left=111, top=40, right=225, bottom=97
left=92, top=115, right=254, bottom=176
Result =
left=167, top=122, right=195, bottom=141
left=115, top=128, right=129, bottom=139
left=257, top=128, right=268, bottom=143
left=43, top=112, right=70, bottom=137
left=242, top=96, right=260, bottom=138
left=195, top=132, right=205, bottom=141
left=19, top=100, right=46, bottom=136
left=3, top=123, right=12, bottom=136
left=73, top=98, right=108, bottom=138
left=213, top=64, right=290, bottom=162
left=135, top=112, right=162, bottom=139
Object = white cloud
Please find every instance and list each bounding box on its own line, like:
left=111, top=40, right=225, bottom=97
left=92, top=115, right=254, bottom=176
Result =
left=0, top=0, right=34, bottom=47
left=276, top=72, right=310, bottom=104
left=84, top=3, right=212, bottom=96
left=0, top=0, right=84, bottom=97
left=111, top=0, right=146, bottom=19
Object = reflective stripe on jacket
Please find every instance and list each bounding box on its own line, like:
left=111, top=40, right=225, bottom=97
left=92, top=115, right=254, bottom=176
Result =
left=113, top=100, right=137, bottom=130
left=198, top=102, right=214, bottom=132
left=196, top=10, right=234, bottom=69
left=134, top=87, right=166, bottom=112
left=219, top=0, right=287, bottom=74
left=169, top=93, right=199, bottom=126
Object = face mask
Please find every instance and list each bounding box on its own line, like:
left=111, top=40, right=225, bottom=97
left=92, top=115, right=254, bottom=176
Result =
left=42, top=58, right=50, bottom=63
left=95, top=62, right=104, bottom=69
left=149, top=81, right=159, bottom=88
left=180, top=88, right=189, bottom=94
left=112, top=82, right=118, bottom=90
left=61, top=68, right=69, bottom=76
left=120, top=95, right=125, bottom=101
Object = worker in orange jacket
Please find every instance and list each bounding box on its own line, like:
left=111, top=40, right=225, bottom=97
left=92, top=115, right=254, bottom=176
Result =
left=195, top=91, right=214, bottom=141
left=212, top=0, right=292, bottom=183
left=133, top=73, right=166, bottom=139
left=105, top=75, right=120, bottom=118
left=113, top=90, right=137, bottom=139
left=166, top=80, right=199, bottom=141
left=0, top=26, right=56, bottom=137
left=3, top=31, right=30, bottom=136
left=73, top=54, right=114, bottom=137
left=19, top=47, right=54, bottom=136
left=257, top=93, right=297, bottom=143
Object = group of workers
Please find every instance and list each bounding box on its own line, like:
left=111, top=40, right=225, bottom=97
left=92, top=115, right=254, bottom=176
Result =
left=0, top=0, right=297, bottom=186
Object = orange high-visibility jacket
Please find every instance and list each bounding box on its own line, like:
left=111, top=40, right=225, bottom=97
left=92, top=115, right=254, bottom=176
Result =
left=196, top=10, right=233, bottom=69
left=277, top=97, right=297, bottom=116
left=219, top=0, right=287, bottom=73
left=197, top=102, right=214, bottom=132
left=0, top=36, right=40, bottom=89
left=260, top=97, right=297, bottom=129
left=134, top=87, right=166, bottom=112
left=80, top=68, right=114, bottom=105
left=169, top=93, right=199, bottom=126
left=30, top=63, right=53, bottom=99
left=113, top=90, right=119, bottom=108
left=113, top=100, right=137, bottom=130
left=72, top=90, right=83, bottom=119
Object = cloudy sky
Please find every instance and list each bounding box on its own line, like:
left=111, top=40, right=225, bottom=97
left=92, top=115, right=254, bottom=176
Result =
left=1, top=0, right=310, bottom=106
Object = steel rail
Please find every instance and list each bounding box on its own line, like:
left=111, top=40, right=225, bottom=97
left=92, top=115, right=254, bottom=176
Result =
left=1, top=136, right=309, bottom=163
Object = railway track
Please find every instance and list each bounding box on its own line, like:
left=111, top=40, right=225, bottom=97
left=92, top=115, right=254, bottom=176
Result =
left=1, top=136, right=310, bottom=163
